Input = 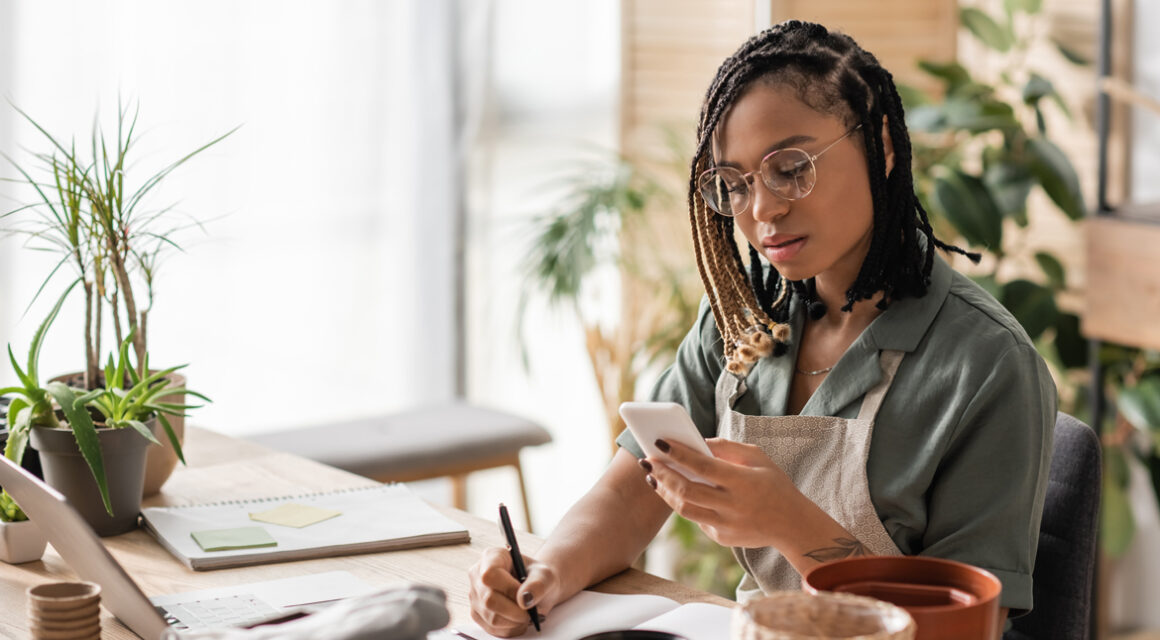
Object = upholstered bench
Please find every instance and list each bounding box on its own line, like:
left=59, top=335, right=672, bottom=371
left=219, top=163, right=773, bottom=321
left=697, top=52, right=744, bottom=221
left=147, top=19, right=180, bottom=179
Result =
left=248, top=402, right=552, bottom=531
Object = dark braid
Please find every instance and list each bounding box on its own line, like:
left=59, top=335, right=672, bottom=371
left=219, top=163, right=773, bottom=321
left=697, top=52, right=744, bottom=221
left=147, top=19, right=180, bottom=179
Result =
left=688, top=20, right=978, bottom=373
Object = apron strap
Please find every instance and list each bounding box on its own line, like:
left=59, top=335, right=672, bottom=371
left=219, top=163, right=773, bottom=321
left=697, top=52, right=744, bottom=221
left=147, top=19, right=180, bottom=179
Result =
left=855, top=349, right=905, bottom=422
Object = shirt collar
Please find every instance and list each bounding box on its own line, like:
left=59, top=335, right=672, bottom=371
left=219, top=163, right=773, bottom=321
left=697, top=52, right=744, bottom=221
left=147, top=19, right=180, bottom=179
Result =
left=865, top=252, right=953, bottom=352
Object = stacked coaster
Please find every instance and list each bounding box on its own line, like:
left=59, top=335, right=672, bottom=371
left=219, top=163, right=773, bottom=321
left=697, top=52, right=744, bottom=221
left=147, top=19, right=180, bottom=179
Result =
left=26, top=581, right=102, bottom=640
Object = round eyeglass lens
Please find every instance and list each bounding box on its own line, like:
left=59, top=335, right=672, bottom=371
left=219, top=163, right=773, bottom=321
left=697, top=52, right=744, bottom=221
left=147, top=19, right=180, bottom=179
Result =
left=697, top=168, right=748, bottom=217
left=761, top=149, right=816, bottom=200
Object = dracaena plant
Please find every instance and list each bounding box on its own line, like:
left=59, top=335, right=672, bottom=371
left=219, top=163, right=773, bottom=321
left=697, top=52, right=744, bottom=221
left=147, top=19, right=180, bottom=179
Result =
left=1, top=100, right=235, bottom=388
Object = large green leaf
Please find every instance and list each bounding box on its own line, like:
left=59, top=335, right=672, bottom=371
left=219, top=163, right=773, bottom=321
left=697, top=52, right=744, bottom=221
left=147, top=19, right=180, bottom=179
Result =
left=45, top=382, right=111, bottom=516
left=932, top=170, right=1004, bottom=249
left=1118, top=376, right=1160, bottom=433
left=1005, top=0, right=1043, bottom=14
left=906, top=104, right=947, bottom=133
left=1053, top=312, right=1088, bottom=370
left=983, top=162, right=1035, bottom=225
left=916, top=60, right=972, bottom=93
left=1052, top=38, right=1091, bottom=65
left=1034, top=251, right=1066, bottom=290
left=1027, top=138, right=1086, bottom=220
left=961, top=8, right=1013, bottom=52
left=1000, top=279, right=1059, bottom=340
left=1102, top=447, right=1135, bottom=557
left=942, top=97, right=1018, bottom=133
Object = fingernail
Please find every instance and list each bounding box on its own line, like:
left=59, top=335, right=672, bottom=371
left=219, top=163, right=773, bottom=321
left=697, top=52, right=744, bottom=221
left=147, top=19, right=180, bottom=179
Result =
left=522, top=592, right=534, bottom=607
left=646, top=474, right=657, bottom=490
left=638, top=459, right=653, bottom=473
left=655, top=439, right=670, bottom=453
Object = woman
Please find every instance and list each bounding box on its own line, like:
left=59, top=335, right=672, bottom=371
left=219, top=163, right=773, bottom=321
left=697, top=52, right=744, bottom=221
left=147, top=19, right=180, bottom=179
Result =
left=469, top=20, right=1054, bottom=635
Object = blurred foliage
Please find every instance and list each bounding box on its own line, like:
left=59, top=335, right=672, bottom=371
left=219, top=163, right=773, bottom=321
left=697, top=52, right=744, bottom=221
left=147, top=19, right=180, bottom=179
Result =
left=905, top=0, right=1160, bottom=557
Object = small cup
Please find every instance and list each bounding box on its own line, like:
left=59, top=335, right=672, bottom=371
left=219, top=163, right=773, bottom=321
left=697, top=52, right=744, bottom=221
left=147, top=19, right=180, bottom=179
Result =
left=26, top=581, right=102, bottom=640
left=733, top=591, right=915, bottom=640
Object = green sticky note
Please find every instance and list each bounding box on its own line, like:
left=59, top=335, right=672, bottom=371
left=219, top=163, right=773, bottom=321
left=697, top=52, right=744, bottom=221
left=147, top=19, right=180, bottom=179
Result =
left=249, top=503, right=342, bottom=528
left=191, top=526, right=278, bottom=552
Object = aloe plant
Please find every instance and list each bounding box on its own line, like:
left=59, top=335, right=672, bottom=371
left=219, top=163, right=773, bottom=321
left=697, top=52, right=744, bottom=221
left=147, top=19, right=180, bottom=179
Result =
left=0, top=281, right=91, bottom=521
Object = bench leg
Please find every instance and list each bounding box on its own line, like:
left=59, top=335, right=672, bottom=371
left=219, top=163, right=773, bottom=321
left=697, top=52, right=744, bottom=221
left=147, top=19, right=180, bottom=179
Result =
left=451, top=474, right=468, bottom=511
left=513, top=462, right=534, bottom=534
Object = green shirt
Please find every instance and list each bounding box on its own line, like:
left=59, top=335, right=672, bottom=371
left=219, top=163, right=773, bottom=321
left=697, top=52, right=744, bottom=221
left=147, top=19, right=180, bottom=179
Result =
left=617, top=255, right=1056, bottom=612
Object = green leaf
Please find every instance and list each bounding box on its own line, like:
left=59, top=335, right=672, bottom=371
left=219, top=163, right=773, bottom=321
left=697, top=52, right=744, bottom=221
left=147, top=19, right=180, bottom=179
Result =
left=126, top=420, right=161, bottom=446
left=1034, top=252, right=1066, bottom=289
left=1022, top=73, right=1055, bottom=105
left=916, top=60, right=972, bottom=93
left=1000, top=279, right=1059, bottom=341
left=932, top=170, right=1004, bottom=249
left=983, top=162, right=1035, bottom=225
left=1027, top=138, right=1086, bottom=220
left=3, top=406, right=32, bottom=465
left=896, top=83, right=930, bottom=110
left=961, top=7, right=1013, bottom=52
left=28, top=279, right=80, bottom=386
left=1102, top=447, right=1135, bottom=557
left=157, top=413, right=185, bottom=465
left=1005, top=0, right=1043, bottom=14
left=1053, top=38, right=1091, bottom=65
left=906, top=105, right=946, bottom=132
left=1118, top=377, right=1160, bottom=432
left=1053, top=312, right=1088, bottom=370
left=45, top=382, right=111, bottom=516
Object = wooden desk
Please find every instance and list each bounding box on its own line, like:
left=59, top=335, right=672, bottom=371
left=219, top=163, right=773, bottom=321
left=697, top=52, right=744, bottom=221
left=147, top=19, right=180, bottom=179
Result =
left=0, top=427, right=730, bottom=639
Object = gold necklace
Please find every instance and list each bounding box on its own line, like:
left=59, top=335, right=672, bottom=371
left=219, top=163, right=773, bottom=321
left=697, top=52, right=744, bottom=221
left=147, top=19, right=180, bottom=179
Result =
left=795, top=365, right=834, bottom=376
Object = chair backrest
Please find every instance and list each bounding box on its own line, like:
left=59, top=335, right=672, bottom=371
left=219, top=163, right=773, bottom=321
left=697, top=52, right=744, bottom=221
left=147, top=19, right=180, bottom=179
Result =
left=1004, top=412, right=1101, bottom=640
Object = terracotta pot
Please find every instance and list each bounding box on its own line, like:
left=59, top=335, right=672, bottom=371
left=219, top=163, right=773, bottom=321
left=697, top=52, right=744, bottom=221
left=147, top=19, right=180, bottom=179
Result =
left=49, top=371, right=186, bottom=497
left=802, top=556, right=1002, bottom=640
left=0, top=517, right=47, bottom=564
left=29, top=424, right=151, bottom=536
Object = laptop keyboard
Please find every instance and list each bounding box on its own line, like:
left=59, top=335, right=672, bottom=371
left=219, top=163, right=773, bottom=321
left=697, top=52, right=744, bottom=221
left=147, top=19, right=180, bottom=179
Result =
left=157, top=593, right=281, bottom=630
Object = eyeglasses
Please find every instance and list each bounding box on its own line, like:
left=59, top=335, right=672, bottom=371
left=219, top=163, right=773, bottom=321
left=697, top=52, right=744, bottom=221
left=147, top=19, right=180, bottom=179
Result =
left=697, top=124, right=862, bottom=217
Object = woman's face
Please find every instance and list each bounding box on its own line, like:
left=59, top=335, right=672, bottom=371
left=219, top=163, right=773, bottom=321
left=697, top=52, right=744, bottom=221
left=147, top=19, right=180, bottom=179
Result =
left=712, top=82, right=884, bottom=286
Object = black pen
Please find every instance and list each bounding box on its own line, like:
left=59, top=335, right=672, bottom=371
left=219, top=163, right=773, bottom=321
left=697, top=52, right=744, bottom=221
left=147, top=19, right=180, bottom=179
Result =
left=498, top=503, right=541, bottom=632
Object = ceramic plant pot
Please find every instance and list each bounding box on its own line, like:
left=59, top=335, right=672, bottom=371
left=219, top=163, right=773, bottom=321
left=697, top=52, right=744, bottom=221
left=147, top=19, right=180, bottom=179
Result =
left=49, top=371, right=186, bottom=497
left=0, top=517, right=47, bottom=564
left=29, top=424, right=151, bottom=537
left=803, top=556, right=1002, bottom=640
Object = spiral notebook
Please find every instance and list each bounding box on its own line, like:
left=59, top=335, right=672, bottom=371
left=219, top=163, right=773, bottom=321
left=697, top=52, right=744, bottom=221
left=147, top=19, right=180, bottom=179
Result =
left=140, top=484, right=470, bottom=570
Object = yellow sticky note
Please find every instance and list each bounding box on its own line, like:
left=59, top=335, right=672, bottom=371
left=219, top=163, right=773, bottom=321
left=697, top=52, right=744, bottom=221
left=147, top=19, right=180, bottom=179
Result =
left=249, top=503, right=342, bottom=528
left=192, top=526, right=277, bottom=552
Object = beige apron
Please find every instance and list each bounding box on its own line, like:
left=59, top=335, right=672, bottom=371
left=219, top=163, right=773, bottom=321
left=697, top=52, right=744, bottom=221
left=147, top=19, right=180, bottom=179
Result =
left=716, top=349, right=906, bottom=601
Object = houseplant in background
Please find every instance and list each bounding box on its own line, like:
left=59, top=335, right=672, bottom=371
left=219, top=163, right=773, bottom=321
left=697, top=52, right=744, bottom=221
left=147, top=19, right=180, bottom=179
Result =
left=903, top=0, right=1160, bottom=561
left=519, top=143, right=744, bottom=597
left=1, top=100, right=232, bottom=495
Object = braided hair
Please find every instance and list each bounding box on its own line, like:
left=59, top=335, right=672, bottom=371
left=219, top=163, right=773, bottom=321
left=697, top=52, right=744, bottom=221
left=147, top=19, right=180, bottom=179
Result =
left=688, top=20, right=979, bottom=377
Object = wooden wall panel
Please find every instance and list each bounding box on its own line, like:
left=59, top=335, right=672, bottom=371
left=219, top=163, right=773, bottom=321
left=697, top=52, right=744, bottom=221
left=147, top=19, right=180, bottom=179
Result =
left=768, top=0, right=959, bottom=95
left=1084, top=216, right=1160, bottom=350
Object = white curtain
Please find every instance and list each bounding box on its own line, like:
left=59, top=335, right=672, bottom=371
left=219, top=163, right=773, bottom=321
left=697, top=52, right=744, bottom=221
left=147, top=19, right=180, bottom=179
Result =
left=0, top=0, right=482, bottom=435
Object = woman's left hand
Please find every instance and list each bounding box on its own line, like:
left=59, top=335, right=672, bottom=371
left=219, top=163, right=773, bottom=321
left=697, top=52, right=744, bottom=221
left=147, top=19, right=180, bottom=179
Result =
left=641, top=437, right=809, bottom=549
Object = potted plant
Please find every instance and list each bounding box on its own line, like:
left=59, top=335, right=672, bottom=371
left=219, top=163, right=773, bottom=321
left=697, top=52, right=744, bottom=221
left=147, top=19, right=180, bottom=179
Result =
left=1, top=100, right=232, bottom=495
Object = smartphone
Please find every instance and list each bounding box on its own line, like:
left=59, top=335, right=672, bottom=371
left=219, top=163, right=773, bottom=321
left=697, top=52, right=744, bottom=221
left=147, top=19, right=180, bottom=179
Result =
left=619, top=401, right=715, bottom=484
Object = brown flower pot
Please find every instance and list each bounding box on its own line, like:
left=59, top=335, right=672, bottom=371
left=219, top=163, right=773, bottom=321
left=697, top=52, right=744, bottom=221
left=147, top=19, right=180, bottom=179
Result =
left=49, top=371, right=186, bottom=497
left=802, top=556, right=1002, bottom=640
left=29, top=424, right=151, bottom=536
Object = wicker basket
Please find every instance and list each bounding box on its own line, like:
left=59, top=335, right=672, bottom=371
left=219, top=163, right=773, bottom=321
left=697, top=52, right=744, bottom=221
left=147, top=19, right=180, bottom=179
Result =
left=733, top=591, right=916, bottom=640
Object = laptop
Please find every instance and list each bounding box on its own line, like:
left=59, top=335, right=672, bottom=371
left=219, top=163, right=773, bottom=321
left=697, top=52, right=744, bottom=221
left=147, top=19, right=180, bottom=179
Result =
left=0, top=455, right=377, bottom=639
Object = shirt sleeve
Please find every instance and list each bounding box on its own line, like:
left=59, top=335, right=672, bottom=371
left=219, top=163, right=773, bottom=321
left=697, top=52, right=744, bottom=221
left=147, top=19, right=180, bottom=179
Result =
left=615, top=296, right=723, bottom=458
left=918, top=342, right=1056, bottom=615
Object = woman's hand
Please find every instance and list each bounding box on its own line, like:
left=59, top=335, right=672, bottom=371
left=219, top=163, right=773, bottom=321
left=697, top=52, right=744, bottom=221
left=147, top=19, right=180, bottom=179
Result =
left=641, top=437, right=809, bottom=549
left=467, top=546, right=562, bottom=638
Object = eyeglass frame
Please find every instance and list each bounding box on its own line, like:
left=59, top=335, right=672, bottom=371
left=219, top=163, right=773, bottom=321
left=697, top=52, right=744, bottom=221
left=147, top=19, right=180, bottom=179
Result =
left=697, top=123, right=863, bottom=217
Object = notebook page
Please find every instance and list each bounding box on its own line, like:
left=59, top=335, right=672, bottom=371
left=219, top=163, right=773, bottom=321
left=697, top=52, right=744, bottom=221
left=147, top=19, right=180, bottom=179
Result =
left=141, top=484, right=467, bottom=567
left=457, top=591, right=681, bottom=640
left=633, top=601, right=735, bottom=640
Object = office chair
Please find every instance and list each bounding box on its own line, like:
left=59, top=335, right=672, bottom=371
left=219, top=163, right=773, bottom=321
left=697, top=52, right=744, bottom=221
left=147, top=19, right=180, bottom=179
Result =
left=1004, top=412, right=1101, bottom=640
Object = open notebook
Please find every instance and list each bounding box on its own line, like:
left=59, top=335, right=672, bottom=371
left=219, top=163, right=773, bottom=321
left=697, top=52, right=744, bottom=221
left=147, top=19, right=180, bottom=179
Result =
left=140, top=484, right=470, bottom=570
left=452, top=590, right=735, bottom=640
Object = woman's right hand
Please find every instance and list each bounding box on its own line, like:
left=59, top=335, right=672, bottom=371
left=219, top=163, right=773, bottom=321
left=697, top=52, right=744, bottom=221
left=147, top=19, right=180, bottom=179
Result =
left=468, top=546, right=563, bottom=637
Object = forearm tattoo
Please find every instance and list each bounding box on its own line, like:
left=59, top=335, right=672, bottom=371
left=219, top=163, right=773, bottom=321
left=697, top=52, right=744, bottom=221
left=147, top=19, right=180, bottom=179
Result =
left=803, top=537, right=869, bottom=563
